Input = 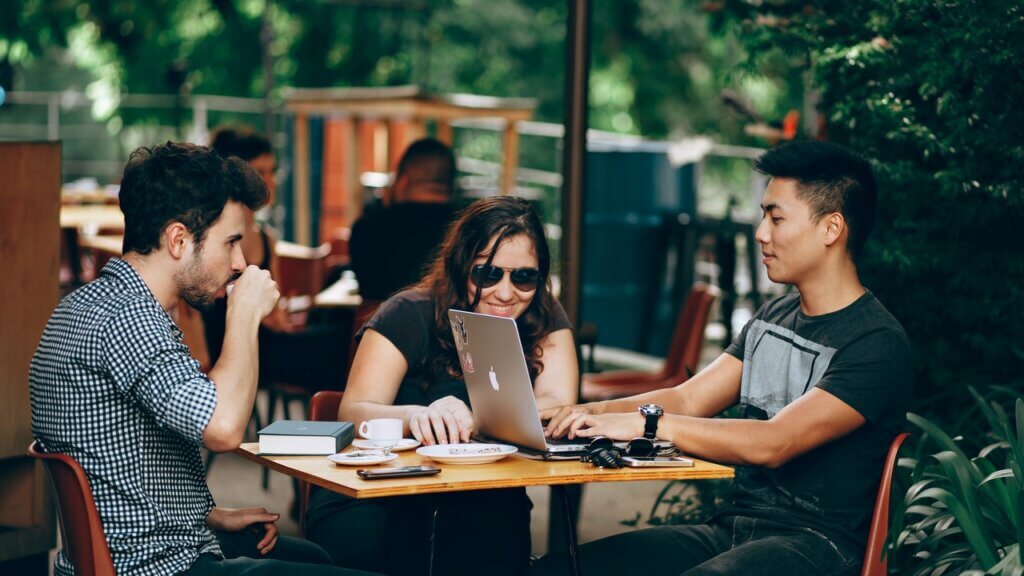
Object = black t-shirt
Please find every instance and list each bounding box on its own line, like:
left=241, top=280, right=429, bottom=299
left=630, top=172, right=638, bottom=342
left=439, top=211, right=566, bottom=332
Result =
left=357, top=289, right=572, bottom=408
left=722, top=290, right=913, bottom=552
left=349, top=202, right=458, bottom=301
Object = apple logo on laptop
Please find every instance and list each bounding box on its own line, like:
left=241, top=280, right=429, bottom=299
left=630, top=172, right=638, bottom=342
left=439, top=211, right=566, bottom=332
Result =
left=488, top=367, right=500, bottom=391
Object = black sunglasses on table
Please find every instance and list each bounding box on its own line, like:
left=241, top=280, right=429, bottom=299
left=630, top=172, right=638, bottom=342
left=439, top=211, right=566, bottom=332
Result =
left=582, top=436, right=659, bottom=468
left=470, top=264, right=541, bottom=291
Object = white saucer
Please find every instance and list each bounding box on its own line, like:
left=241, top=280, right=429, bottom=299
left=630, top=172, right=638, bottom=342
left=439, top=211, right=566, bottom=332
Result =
left=352, top=438, right=421, bottom=451
left=327, top=451, right=399, bottom=466
left=416, top=443, right=518, bottom=465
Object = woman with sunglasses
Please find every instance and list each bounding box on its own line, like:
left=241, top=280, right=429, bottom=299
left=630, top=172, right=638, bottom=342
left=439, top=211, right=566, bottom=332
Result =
left=305, top=195, right=578, bottom=576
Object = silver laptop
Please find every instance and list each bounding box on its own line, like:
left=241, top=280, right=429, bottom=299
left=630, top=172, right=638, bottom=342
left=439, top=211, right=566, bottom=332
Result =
left=448, top=309, right=675, bottom=459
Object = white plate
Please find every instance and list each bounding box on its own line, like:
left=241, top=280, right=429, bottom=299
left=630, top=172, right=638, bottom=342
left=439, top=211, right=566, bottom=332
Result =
left=416, top=443, right=518, bottom=465
left=327, top=451, right=399, bottom=466
left=352, top=438, right=421, bottom=451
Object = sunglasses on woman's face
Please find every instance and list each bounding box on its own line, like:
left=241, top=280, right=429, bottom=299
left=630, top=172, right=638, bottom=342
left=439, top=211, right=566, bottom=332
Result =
left=470, top=264, right=541, bottom=291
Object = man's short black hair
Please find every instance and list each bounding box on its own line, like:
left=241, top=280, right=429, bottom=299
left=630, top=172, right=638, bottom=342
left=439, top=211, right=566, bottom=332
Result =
left=209, top=126, right=273, bottom=162
left=396, top=137, right=456, bottom=193
left=755, top=140, right=878, bottom=259
left=119, top=142, right=267, bottom=255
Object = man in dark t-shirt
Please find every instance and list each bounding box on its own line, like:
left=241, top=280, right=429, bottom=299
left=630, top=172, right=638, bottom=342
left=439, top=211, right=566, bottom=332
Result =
left=349, top=138, right=458, bottom=301
left=535, top=141, right=913, bottom=576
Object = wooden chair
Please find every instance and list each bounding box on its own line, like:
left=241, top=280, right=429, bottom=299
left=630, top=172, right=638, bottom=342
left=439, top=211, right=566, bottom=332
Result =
left=581, top=283, right=718, bottom=401
left=262, top=240, right=332, bottom=419
left=861, top=432, right=910, bottom=576
left=299, top=390, right=345, bottom=531
left=27, top=441, right=116, bottom=576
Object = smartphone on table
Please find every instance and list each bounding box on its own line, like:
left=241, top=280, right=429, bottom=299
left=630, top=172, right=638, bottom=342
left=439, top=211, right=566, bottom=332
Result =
left=356, top=466, right=442, bottom=479
left=621, top=456, right=694, bottom=468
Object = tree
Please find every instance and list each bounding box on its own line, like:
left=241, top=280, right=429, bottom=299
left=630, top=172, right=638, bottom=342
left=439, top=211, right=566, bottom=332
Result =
left=719, top=0, right=1024, bottom=424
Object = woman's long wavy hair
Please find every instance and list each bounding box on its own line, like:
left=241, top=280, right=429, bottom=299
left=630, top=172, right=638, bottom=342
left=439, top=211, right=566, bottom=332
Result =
left=417, top=196, right=560, bottom=384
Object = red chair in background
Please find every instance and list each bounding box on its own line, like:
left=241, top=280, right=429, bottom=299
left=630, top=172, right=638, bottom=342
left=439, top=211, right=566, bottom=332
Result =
left=861, top=432, right=910, bottom=576
left=581, top=283, right=719, bottom=401
left=299, top=390, right=345, bottom=531
left=27, top=441, right=115, bottom=576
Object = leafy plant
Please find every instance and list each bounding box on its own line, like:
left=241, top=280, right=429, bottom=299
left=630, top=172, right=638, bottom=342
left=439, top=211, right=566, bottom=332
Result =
left=890, top=389, right=1023, bottom=575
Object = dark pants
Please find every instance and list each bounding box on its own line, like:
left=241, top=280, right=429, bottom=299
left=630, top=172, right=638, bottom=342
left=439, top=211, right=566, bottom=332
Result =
left=531, top=515, right=860, bottom=576
left=305, top=486, right=533, bottom=576
left=184, top=530, right=380, bottom=575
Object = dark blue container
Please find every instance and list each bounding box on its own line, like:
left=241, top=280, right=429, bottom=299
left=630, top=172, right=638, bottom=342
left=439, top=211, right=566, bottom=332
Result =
left=582, top=141, right=697, bottom=355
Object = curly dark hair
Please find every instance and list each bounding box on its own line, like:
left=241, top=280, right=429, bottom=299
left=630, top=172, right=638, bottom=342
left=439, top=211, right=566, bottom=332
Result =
left=417, top=196, right=560, bottom=383
left=119, top=142, right=267, bottom=255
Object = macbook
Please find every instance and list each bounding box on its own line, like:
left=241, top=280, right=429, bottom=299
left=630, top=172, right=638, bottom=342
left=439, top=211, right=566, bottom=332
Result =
left=447, top=309, right=673, bottom=459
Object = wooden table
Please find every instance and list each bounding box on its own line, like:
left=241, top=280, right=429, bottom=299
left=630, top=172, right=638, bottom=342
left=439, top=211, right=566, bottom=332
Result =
left=60, top=205, right=125, bottom=285
left=60, top=204, right=124, bottom=231
left=234, top=443, right=733, bottom=574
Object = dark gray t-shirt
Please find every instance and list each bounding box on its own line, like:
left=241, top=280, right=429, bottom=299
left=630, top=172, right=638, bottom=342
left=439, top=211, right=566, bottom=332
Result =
left=358, top=289, right=572, bottom=407
left=722, top=290, right=912, bottom=551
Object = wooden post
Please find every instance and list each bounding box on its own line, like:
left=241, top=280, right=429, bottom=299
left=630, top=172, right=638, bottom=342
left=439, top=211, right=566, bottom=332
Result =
left=435, top=119, right=453, bottom=145
left=344, top=117, right=362, bottom=225
left=0, top=142, right=59, bottom=567
left=502, top=121, right=519, bottom=195
left=293, top=113, right=311, bottom=245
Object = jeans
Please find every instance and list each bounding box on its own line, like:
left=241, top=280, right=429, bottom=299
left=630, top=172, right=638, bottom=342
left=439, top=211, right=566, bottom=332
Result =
left=531, top=515, right=860, bottom=576
left=183, top=530, right=380, bottom=575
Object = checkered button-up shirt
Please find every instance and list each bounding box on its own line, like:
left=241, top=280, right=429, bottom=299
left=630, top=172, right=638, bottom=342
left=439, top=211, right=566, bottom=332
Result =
left=30, top=258, right=221, bottom=576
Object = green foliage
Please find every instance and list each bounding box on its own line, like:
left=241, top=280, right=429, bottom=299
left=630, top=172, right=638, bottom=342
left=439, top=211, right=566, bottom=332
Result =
left=3, top=0, right=802, bottom=145
left=719, top=0, right=1024, bottom=431
left=890, top=390, right=1023, bottom=575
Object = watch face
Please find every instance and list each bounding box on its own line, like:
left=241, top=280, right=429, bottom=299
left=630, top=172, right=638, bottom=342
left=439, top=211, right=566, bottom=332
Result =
left=640, top=404, right=664, bottom=417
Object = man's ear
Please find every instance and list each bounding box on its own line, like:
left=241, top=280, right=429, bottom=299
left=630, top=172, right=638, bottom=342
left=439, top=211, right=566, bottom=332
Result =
left=823, top=212, right=846, bottom=247
left=164, top=222, right=192, bottom=260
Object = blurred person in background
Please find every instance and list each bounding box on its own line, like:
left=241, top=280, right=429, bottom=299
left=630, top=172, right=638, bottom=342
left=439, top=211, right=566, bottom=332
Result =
left=349, top=137, right=459, bottom=302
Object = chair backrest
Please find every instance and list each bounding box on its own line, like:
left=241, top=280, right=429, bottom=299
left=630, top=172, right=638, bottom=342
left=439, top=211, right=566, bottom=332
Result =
left=861, top=432, right=910, bottom=576
left=27, top=441, right=116, bottom=576
left=300, top=391, right=345, bottom=531
left=325, top=226, right=351, bottom=270
left=276, top=241, right=332, bottom=297
left=662, top=283, right=719, bottom=381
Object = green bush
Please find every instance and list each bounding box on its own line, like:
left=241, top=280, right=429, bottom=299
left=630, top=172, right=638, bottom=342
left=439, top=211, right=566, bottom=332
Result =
left=891, top=389, right=1023, bottom=575
left=719, top=0, right=1024, bottom=430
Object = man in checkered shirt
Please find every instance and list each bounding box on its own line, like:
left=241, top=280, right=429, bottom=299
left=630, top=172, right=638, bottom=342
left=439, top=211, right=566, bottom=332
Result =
left=30, top=143, right=376, bottom=576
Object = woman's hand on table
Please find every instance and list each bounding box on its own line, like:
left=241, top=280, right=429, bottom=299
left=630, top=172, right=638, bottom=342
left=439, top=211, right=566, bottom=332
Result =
left=409, top=396, right=475, bottom=445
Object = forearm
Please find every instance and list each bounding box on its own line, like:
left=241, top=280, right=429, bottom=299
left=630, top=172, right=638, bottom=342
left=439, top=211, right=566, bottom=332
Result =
left=205, top=315, right=261, bottom=450
left=660, top=415, right=789, bottom=468
left=591, top=386, right=687, bottom=415
left=536, top=392, right=574, bottom=412
left=341, top=400, right=424, bottom=437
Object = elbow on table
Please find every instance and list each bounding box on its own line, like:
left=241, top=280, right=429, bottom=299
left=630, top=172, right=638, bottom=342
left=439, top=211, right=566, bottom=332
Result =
left=203, top=420, right=244, bottom=453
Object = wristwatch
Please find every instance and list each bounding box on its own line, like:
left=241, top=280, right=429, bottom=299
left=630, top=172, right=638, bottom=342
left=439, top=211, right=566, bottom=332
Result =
left=638, top=404, right=664, bottom=440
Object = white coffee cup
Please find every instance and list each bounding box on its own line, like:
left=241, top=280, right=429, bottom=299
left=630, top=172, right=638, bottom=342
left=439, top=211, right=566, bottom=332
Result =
left=359, top=418, right=403, bottom=444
